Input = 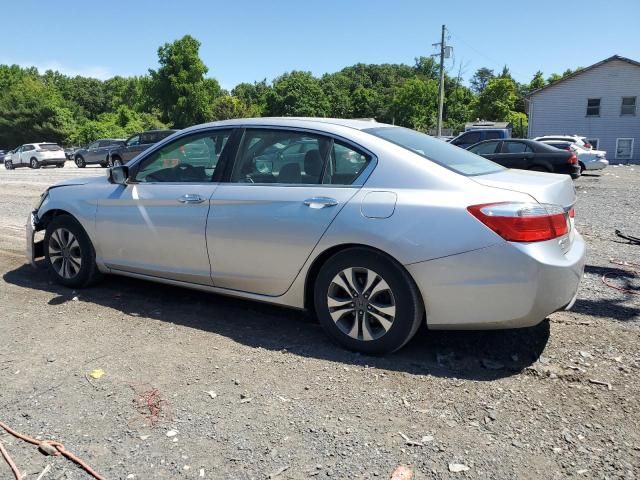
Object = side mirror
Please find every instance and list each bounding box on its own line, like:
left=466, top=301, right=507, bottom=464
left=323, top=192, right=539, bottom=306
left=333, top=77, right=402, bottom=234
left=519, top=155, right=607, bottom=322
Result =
left=108, top=165, right=129, bottom=185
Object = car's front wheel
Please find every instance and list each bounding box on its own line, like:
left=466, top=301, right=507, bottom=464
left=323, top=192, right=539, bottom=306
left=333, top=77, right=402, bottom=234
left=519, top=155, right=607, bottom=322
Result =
left=314, top=248, right=424, bottom=354
left=4, top=160, right=13, bottom=170
left=30, top=158, right=40, bottom=169
left=44, top=215, right=102, bottom=288
left=75, top=156, right=86, bottom=168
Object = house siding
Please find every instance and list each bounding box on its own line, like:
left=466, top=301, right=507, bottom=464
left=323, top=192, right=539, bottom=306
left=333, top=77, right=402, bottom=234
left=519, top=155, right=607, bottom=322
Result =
left=529, top=59, right=640, bottom=163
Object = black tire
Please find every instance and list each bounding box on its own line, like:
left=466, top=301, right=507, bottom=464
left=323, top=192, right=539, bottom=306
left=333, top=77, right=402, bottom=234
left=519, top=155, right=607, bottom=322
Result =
left=30, top=157, right=40, bottom=169
left=4, top=160, right=13, bottom=170
left=313, top=248, right=424, bottom=354
left=75, top=156, right=86, bottom=168
left=56, top=163, right=64, bottom=168
left=111, top=157, right=123, bottom=167
left=579, top=162, right=586, bottom=173
left=44, top=215, right=102, bottom=288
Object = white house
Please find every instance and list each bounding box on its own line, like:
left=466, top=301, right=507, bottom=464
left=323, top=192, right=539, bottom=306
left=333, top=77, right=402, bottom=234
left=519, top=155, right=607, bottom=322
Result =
left=527, top=55, right=640, bottom=164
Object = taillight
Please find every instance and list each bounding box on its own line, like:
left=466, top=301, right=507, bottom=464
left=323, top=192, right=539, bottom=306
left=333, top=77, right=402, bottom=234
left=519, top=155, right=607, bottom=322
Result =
left=569, top=207, right=575, bottom=218
left=568, top=154, right=577, bottom=165
left=467, top=202, right=569, bottom=242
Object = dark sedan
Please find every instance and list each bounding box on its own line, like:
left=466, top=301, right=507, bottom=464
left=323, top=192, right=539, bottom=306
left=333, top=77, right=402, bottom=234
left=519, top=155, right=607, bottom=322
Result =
left=467, top=139, right=581, bottom=179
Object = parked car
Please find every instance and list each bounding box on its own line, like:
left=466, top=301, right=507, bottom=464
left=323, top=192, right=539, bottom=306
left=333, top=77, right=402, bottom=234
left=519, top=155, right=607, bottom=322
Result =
left=467, top=139, right=581, bottom=179
left=0, top=150, right=5, bottom=163
left=535, top=140, right=608, bottom=172
left=5, top=143, right=66, bottom=170
left=449, top=128, right=510, bottom=149
left=74, top=139, right=125, bottom=168
left=107, top=130, right=178, bottom=166
left=533, top=135, right=594, bottom=150
left=27, top=118, right=584, bottom=354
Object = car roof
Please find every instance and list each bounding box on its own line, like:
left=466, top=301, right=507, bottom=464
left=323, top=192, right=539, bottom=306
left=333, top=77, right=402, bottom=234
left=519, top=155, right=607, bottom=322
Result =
left=179, top=117, right=391, bottom=134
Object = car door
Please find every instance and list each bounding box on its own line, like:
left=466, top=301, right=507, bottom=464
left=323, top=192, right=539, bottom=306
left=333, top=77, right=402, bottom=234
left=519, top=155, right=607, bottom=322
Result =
left=84, top=141, right=101, bottom=163
left=499, top=141, right=534, bottom=169
left=95, top=128, right=235, bottom=284
left=13, top=146, right=24, bottom=165
left=206, top=127, right=373, bottom=296
left=122, top=134, right=145, bottom=162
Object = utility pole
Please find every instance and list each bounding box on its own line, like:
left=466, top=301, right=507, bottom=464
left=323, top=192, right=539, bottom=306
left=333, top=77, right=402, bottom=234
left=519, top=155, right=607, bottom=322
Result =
left=435, top=24, right=446, bottom=137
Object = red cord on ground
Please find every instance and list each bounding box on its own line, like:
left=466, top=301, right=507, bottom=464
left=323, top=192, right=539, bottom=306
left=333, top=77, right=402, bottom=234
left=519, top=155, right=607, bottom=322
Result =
left=0, top=421, right=105, bottom=480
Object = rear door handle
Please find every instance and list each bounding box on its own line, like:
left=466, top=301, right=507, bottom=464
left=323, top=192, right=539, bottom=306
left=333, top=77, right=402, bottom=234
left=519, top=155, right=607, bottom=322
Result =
left=303, top=197, right=338, bottom=209
left=178, top=193, right=204, bottom=204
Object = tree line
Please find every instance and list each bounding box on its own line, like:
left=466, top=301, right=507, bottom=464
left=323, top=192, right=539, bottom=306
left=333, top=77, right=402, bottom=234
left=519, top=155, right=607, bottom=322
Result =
left=0, top=35, right=579, bottom=148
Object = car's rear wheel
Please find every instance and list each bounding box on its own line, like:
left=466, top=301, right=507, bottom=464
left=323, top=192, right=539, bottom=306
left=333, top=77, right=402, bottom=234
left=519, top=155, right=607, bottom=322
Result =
left=579, top=162, right=586, bottom=173
left=30, top=158, right=40, bottom=169
left=75, top=156, right=86, bottom=168
left=111, top=157, right=123, bottom=167
left=314, top=248, right=424, bottom=354
left=44, top=215, right=102, bottom=288
left=56, top=163, right=64, bottom=168
left=5, top=160, right=13, bottom=170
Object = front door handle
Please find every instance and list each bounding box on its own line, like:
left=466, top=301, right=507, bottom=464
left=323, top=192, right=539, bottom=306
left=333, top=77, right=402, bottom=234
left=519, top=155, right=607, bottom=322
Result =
left=303, top=197, right=338, bottom=209
left=178, top=193, right=204, bottom=204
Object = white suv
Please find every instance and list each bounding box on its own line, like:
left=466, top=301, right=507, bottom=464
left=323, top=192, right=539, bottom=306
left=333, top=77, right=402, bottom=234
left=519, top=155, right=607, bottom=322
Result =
left=4, top=143, right=66, bottom=170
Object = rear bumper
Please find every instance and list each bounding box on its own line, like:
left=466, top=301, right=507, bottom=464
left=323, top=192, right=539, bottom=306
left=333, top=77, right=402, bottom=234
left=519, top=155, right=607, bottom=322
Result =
left=407, top=232, right=586, bottom=329
left=584, top=159, right=608, bottom=170
left=39, top=158, right=66, bottom=165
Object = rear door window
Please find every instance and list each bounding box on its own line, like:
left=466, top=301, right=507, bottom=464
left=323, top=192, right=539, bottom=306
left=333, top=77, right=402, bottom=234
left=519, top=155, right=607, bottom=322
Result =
left=502, top=142, right=532, bottom=154
left=469, top=141, right=500, bottom=155
left=485, top=130, right=504, bottom=140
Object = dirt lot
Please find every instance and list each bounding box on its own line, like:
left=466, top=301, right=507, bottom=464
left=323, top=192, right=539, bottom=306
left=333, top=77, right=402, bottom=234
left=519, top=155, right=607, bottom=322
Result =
left=0, top=163, right=639, bottom=479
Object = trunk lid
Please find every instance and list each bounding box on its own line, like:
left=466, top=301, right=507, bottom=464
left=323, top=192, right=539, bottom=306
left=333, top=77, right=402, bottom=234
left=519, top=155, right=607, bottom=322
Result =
left=471, top=169, right=576, bottom=209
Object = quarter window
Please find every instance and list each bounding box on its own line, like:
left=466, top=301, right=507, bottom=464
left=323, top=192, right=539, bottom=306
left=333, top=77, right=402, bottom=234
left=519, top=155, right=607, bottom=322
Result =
left=586, top=98, right=600, bottom=116
left=621, top=96, right=636, bottom=115
left=323, top=141, right=372, bottom=185
left=134, top=130, right=231, bottom=183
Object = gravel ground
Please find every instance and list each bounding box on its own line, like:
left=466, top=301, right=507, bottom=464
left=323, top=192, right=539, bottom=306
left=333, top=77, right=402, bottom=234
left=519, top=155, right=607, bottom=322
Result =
left=0, top=162, right=638, bottom=479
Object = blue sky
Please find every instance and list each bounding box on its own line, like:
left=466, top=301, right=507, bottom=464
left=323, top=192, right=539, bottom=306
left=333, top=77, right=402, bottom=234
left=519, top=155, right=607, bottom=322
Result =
left=2, top=0, right=639, bottom=90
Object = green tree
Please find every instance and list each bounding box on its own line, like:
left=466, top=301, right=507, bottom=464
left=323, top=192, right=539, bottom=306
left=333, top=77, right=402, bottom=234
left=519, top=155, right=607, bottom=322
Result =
left=265, top=71, right=329, bottom=117
left=148, top=35, right=218, bottom=128
left=392, top=78, right=438, bottom=130
left=470, top=67, right=495, bottom=94
left=232, top=80, right=270, bottom=115
left=211, top=95, right=258, bottom=120
left=475, top=77, right=518, bottom=121
left=529, top=71, right=546, bottom=90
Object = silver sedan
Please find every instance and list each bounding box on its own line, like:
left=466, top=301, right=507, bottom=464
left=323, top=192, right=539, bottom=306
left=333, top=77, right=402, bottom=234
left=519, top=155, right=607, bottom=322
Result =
left=27, top=118, right=585, bottom=353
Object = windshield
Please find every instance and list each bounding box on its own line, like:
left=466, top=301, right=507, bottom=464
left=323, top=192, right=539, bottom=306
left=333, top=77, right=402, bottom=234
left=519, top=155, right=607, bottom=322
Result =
left=364, top=126, right=504, bottom=176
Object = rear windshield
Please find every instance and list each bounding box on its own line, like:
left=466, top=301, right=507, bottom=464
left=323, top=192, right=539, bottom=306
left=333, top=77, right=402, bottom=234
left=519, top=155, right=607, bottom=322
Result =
left=38, top=144, right=63, bottom=151
left=364, top=126, right=504, bottom=176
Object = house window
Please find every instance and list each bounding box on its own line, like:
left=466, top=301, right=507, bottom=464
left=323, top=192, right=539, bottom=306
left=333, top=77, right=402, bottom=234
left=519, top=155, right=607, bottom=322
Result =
left=615, top=138, right=634, bottom=160
left=587, top=138, right=599, bottom=149
left=621, top=96, right=636, bottom=115
left=586, top=98, right=600, bottom=116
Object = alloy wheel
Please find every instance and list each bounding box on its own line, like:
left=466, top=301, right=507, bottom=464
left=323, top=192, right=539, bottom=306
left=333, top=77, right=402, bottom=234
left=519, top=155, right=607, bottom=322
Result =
left=48, top=227, right=82, bottom=279
left=327, top=267, right=396, bottom=341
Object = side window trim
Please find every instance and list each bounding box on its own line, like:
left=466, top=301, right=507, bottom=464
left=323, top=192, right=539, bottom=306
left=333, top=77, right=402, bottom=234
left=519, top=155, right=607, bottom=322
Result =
left=220, top=125, right=377, bottom=187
